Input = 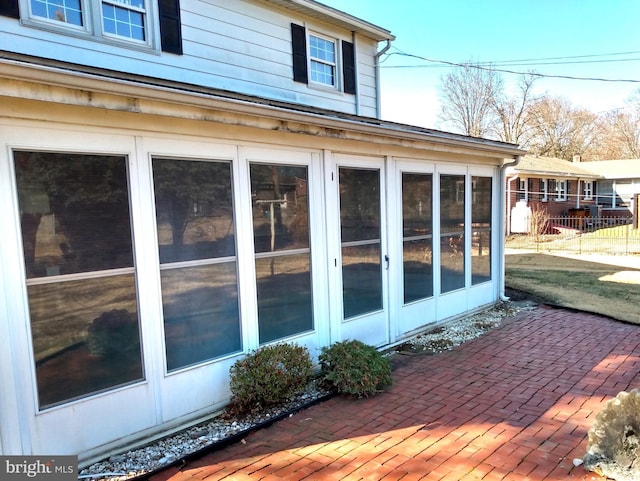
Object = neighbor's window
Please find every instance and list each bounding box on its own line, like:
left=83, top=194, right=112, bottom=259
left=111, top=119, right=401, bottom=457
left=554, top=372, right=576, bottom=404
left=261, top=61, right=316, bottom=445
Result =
left=539, top=179, right=548, bottom=202
left=28, top=0, right=147, bottom=43
left=555, top=179, right=567, bottom=201
left=583, top=181, right=593, bottom=200
left=14, top=151, right=143, bottom=409
left=309, top=33, right=336, bottom=87
left=516, top=178, right=526, bottom=201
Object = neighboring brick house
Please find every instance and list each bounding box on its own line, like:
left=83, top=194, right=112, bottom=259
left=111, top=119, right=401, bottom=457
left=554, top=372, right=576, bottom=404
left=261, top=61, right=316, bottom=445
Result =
left=0, top=0, right=524, bottom=461
left=505, top=155, right=602, bottom=233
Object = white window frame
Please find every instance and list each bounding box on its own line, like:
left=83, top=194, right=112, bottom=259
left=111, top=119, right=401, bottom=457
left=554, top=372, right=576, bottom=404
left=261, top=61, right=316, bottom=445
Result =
left=583, top=180, right=593, bottom=200
left=20, top=0, right=155, bottom=49
left=540, top=179, right=548, bottom=202
left=308, top=31, right=339, bottom=89
left=555, top=179, right=567, bottom=201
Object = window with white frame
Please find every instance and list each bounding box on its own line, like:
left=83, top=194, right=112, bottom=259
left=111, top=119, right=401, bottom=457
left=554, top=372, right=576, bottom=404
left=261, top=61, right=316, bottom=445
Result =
left=555, top=179, right=567, bottom=201
left=583, top=180, right=593, bottom=200
left=26, top=0, right=149, bottom=44
left=308, top=32, right=337, bottom=87
left=516, top=178, right=526, bottom=201
left=539, top=179, right=548, bottom=202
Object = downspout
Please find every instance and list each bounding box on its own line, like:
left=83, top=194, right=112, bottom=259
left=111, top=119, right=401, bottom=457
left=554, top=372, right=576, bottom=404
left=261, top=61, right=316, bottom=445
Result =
left=374, top=39, right=391, bottom=119
left=499, top=155, right=522, bottom=302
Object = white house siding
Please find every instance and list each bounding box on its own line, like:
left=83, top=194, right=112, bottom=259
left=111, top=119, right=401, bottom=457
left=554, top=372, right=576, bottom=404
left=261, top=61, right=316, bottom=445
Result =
left=1, top=0, right=383, bottom=116
left=0, top=62, right=522, bottom=462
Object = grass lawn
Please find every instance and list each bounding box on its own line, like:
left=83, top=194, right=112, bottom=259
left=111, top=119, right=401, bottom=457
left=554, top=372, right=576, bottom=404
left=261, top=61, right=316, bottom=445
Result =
left=505, top=251, right=640, bottom=325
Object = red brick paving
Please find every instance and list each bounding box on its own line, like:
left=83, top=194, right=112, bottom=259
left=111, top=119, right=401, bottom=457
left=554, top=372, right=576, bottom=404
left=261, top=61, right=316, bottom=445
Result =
left=149, top=305, right=640, bottom=480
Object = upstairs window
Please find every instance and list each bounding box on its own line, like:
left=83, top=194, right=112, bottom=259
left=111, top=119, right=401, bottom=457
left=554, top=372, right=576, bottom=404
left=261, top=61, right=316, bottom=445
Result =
left=31, top=0, right=83, bottom=26
left=27, top=0, right=147, bottom=41
left=8, top=0, right=182, bottom=53
left=309, top=33, right=336, bottom=86
left=101, top=0, right=145, bottom=41
left=291, top=23, right=356, bottom=94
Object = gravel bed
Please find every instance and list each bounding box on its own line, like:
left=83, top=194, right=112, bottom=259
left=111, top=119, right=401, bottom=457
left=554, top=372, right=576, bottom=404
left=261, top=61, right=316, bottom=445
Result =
left=79, top=300, right=535, bottom=481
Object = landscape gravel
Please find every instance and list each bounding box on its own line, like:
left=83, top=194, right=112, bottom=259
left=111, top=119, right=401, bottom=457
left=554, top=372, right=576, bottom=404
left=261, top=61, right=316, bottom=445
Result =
left=79, top=299, right=535, bottom=481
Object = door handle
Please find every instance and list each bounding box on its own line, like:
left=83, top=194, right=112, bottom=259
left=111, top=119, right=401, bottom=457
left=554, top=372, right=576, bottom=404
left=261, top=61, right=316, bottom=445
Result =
left=384, top=255, right=389, bottom=270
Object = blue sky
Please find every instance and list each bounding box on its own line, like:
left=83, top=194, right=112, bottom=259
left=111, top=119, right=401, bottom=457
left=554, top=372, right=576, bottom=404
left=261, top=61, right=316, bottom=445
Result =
left=319, top=0, right=640, bottom=129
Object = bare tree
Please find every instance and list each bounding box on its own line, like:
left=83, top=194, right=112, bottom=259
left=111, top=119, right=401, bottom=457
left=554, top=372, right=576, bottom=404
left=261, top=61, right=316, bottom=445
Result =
left=491, top=73, right=539, bottom=145
left=526, top=97, right=598, bottom=160
left=438, top=62, right=503, bottom=138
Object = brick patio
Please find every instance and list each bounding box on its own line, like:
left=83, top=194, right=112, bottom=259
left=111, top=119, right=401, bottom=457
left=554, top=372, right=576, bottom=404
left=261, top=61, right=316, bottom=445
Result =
left=149, top=305, right=640, bottom=480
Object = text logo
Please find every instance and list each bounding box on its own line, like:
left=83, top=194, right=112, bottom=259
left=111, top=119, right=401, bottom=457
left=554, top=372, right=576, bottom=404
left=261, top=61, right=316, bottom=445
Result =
left=1, top=456, right=77, bottom=481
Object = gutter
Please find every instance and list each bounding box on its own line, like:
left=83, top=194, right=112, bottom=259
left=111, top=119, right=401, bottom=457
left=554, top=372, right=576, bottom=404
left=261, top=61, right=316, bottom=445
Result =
left=499, top=155, right=522, bottom=302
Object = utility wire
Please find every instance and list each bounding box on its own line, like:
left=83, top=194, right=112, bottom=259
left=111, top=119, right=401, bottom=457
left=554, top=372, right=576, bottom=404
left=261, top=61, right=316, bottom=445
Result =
left=381, top=52, right=640, bottom=83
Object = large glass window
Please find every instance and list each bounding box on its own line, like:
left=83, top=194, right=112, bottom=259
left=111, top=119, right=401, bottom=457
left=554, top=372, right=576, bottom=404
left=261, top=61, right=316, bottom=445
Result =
left=153, top=159, right=240, bottom=372
left=339, top=168, right=382, bottom=318
left=250, top=163, right=312, bottom=343
left=14, top=151, right=142, bottom=409
left=471, top=177, right=492, bottom=285
left=440, top=174, right=465, bottom=293
left=402, top=173, right=433, bottom=303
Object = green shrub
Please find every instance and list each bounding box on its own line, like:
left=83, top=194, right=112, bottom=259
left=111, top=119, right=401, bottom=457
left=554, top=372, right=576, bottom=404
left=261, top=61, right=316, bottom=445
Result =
left=228, top=343, right=313, bottom=415
left=319, top=340, right=392, bottom=398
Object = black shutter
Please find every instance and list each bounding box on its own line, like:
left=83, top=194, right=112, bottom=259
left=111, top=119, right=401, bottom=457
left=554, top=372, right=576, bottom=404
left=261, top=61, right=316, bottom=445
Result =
left=158, top=0, right=183, bottom=55
left=291, top=23, right=308, bottom=84
left=342, top=40, right=356, bottom=94
left=0, top=0, right=20, bottom=19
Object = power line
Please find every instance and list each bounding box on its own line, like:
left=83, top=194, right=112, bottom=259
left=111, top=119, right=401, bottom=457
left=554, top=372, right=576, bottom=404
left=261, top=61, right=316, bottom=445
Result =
left=381, top=52, right=640, bottom=83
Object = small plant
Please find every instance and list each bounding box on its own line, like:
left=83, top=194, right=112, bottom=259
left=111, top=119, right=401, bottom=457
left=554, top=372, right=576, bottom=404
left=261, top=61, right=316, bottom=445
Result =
left=319, top=340, right=392, bottom=398
left=228, top=343, right=313, bottom=415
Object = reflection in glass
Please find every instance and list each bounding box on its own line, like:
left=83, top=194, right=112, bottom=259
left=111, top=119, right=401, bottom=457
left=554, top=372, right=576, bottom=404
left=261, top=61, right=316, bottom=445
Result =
left=154, top=159, right=235, bottom=264
left=440, top=175, right=465, bottom=293
left=161, top=263, right=240, bottom=371
left=402, top=173, right=433, bottom=303
left=28, top=276, right=141, bottom=408
left=14, top=151, right=133, bottom=278
left=472, top=177, right=492, bottom=285
left=403, top=239, right=433, bottom=303
left=339, top=168, right=380, bottom=243
left=341, top=243, right=382, bottom=318
left=14, top=150, right=142, bottom=408
left=250, top=163, right=312, bottom=343
left=153, top=158, right=241, bottom=371
left=339, top=167, right=382, bottom=318
left=255, top=255, right=313, bottom=343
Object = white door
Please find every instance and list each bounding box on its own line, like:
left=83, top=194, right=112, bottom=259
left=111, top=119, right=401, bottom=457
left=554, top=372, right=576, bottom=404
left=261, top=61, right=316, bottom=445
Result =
left=327, top=154, right=389, bottom=347
left=393, top=161, right=436, bottom=336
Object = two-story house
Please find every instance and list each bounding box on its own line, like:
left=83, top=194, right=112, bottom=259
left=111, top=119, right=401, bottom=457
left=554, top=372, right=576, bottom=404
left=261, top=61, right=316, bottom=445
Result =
left=0, top=0, right=524, bottom=462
